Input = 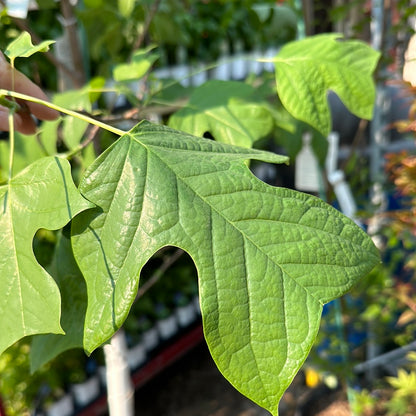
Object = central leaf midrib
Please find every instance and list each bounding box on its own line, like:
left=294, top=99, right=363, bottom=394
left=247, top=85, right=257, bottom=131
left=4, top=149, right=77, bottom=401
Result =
left=241, top=235, right=276, bottom=401
left=276, top=48, right=364, bottom=71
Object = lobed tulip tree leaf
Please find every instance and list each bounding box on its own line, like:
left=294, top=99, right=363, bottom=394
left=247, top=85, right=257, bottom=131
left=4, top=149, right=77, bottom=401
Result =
left=71, top=121, right=379, bottom=415
left=273, top=33, right=380, bottom=136
left=168, top=80, right=274, bottom=147
left=0, top=157, right=92, bottom=356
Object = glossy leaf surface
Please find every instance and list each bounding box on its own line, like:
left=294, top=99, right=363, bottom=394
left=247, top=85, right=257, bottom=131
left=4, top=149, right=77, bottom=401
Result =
left=0, top=157, right=92, bottom=355
left=273, top=33, right=380, bottom=136
left=168, top=80, right=274, bottom=147
left=72, top=121, right=379, bottom=414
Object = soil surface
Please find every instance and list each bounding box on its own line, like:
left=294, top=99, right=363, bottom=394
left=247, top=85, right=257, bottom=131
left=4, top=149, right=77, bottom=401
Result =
left=134, top=340, right=351, bottom=416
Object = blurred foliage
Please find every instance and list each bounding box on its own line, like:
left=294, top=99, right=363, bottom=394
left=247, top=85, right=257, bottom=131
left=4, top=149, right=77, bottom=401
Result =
left=351, top=353, right=416, bottom=416
left=0, top=341, right=87, bottom=416
left=0, top=0, right=298, bottom=84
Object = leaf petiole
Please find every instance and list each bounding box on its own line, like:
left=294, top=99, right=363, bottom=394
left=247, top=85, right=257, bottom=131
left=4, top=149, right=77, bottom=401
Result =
left=0, top=89, right=127, bottom=137
left=7, top=111, right=14, bottom=182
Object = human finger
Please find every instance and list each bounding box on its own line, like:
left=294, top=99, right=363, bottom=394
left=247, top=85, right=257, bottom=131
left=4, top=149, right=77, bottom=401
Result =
left=0, top=105, right=38, bottom=135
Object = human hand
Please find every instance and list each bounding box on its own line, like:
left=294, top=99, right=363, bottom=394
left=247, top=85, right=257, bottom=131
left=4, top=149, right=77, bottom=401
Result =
left=0, top=51, right=59, bottom=135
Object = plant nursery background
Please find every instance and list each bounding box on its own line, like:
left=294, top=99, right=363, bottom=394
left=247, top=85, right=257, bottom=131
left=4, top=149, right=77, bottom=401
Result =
left=0, top=0, right=416, bottom=416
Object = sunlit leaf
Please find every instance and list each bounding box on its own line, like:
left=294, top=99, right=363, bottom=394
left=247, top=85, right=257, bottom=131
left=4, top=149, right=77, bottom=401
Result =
left=168, top=80, right=274, bottom=147
left=113, top=46, right=158, bottom=82
left=273, top=33, right=380, bottom=136
left=72, top=121, right=379, bottom=415
left=118, top=0, right=134, bottom=18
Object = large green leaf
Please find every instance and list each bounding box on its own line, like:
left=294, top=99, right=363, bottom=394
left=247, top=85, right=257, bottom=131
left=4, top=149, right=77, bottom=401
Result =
left=273, top=33, right=380, bottom=136
left=72, top=121, right=379, bottom=415
left=168, top=80, right=274, bottom=147
left=0, top=157, right=92, bottom=355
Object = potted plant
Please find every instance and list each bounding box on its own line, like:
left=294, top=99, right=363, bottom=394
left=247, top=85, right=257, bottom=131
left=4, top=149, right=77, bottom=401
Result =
left=154, top=302, right=178, bottom=341
left=64, top=351, right=100, bottom=408
left=174, top=290, right=197, bottom=328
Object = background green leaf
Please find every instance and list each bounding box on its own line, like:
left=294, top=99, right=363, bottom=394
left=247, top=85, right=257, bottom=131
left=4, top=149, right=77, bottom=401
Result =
left=4, top=31, right=54, bottom=60
left=52, top=78, right=105, bottom=150
left=273, top=33, right=380, bottom=136
left=0, top=132, right=49, bottom=182
left=30, top=232, right=88, bottom=372
left=0, top=157, right=92, bottom=356
left=113, top=46, right=159, bottom=82
left=118, top=0, right=135, bottom=18
left=72, top=121, right=378, bottom=415
left=168, top=80, right=274, bottom=147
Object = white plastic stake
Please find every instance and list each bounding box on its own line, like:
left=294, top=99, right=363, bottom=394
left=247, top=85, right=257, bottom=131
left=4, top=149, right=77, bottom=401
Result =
left=325, top=132, right=357, bottom=220
left=326, top=132, right=339, bottom=176
left=104, top=330, right=134, bottom=416
left=328, top=170, right=357, bottom=219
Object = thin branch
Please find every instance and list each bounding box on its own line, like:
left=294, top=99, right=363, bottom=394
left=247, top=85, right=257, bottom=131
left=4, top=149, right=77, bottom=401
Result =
left=0, top=89, right=126, bottom=136
left=100, top=99, right=188, bottom=125
left=65, top=123, right=100, bottom=160
left=60, top=0, right=86, bottom=87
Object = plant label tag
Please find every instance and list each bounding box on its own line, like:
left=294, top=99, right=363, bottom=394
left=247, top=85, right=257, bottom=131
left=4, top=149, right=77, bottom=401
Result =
left=295, top=132, right=320, bottom=192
